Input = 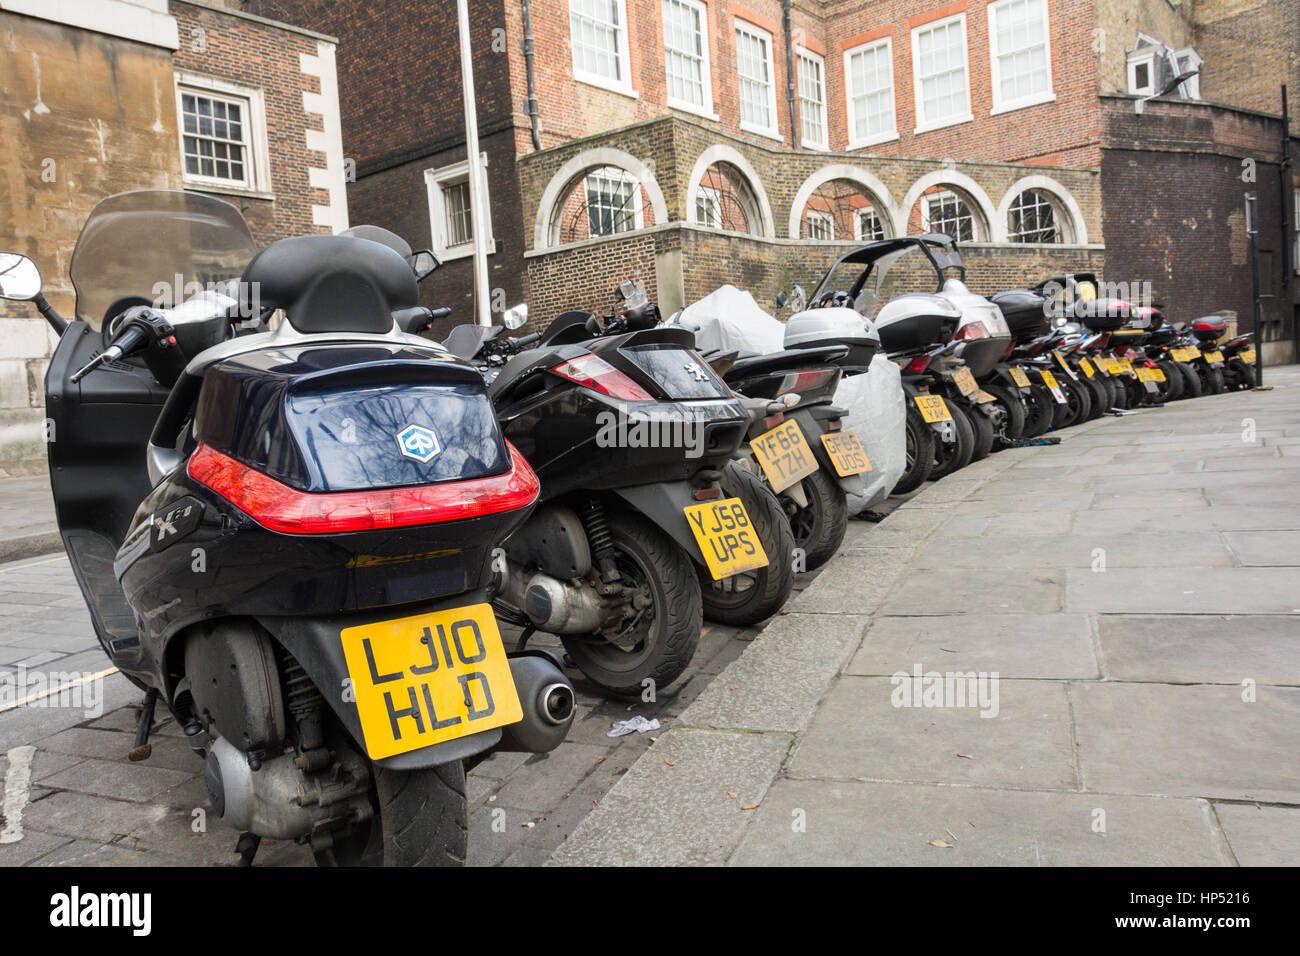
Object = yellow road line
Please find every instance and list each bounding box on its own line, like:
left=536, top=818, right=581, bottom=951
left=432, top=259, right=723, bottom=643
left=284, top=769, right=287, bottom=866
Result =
left=0, top=666, right=119, bottom=715
left=0, top=554, right=67, bottom=575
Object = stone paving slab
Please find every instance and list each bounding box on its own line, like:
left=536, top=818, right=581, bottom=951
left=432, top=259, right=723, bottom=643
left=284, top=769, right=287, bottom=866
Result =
left=1213, top=804, right=1300, bottom=867
left=1066, top=566, right=1300, bottom=614
left=881, top=568, right=1065, bottom=615
left=1222, top=530, right=1300, bottom=567
left=729, top=780, right=1229, bottom=866
left=847, top=614, right=1098, bottom=680
left=1097, top=615, right=1300, bottom=684
left=910, top=533, right=1236, bottom=569
left=1071, top=682, right=1300, bottom=804
left=787, top=677, right=1077, bottom=791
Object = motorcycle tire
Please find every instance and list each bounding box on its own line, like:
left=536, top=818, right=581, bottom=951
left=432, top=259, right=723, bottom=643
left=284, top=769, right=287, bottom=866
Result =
left=967, top=404, right=995, bottom=462
left=1081, top=375, right=1107, bottom=420
left=1057, top=375, right=1091, bottom=428
left=1179, top=362, right=1202, bottom=398
left=1109, top=374, right=1130, bottom=410
left=1202, top=362, right=1225, bottom=394
left=788, top=466, right=848, bottom=572
left=984, top=384, right=1025, bottom=449
left=700, top=462, right=795, bottom=627
left=564, top=509, right=702, bottom=695
left=930, top=403, right=975, bottom=480
left=315, top=760, right=467, bottom=867
left=892, top=404, right=936, bottom=495
left=1228, top=358, right=1255, bottom=390
left=1157, top=360, right=1183, bottom=401
left=1021, top=385, right=1055, bottom=438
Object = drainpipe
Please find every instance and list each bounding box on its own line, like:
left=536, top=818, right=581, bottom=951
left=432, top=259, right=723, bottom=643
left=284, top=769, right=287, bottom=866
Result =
left=783, top=0, right=799, bottom=148
left=522, top=0, right=542, bottom=151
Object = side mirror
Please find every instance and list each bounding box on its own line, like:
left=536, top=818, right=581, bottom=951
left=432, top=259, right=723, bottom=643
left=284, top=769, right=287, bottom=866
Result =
left=791, top=284, right=807, bottom=314
left=406, top=250, right=440, bottom=281
left=503, top=303, right=528, bottom=330
left=0, top=254, right=42, bottom=301
left=776, top=291, right=789, bottom=309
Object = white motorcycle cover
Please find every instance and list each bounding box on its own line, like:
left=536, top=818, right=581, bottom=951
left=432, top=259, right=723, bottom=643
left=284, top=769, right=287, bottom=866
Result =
left=672, top=286, right=907, bottom=513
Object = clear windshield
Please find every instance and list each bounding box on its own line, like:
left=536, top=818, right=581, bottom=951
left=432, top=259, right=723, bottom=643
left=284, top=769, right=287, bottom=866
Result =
left=69, top=190, right=259, bottom=329
left=814, top=245, right=944, bottom=320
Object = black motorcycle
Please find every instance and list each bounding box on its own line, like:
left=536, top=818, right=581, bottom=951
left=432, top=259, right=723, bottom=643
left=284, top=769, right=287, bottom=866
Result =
left=0, top=190, right=577, bottom=867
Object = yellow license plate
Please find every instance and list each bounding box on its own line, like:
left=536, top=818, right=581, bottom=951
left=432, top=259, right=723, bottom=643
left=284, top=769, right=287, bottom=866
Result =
left=340, top=604, right=522, bottom=761
left=750, top=418, right=819, bottom=493
left=684, top=497, right=769, bottom=580
left=1205, top=350, right=1224, bottom=364
left=974, top=389, right=998, bottom=404
left=1102, top=357, right=1119, bottom=374
left=914, top=394, right=952, bottom=423
left=1136, top=367, right=1155, bottom=383
left=1079, top=357, right=1095, bottom=377
left=1040, top=369, right=1060, bottom=389
left=1170, top=348, right=1188, bottom=362
left=820, top=430, right=872, bottom=476
left=1185, top=345, right=1202, bottom=359
left=1240, top=349, right=1256, bottom=364
left=1151, top=367, right=1166, bottom=381
left=1009, top=367, right=1031, bottom=388
left=951, top=367, right=977, bottom=396
left=1120, top=358, right=1135, bottom=374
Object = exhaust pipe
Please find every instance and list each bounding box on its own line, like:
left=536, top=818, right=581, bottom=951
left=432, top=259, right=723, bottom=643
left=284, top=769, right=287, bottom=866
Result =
left=496, top=652, right=576, bottom=753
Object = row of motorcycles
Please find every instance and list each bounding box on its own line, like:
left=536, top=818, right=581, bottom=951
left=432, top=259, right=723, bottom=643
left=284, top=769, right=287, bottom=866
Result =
left=0, top=190, right=1256, bottom=867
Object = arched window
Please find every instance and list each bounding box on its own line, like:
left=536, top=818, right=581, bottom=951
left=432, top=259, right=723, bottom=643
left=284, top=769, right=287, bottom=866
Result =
left=798, top=178, right=892, bottom=242
left=552, top=164, right=657, bottom=245
left=693, top=162, right=762, bottom=235
left=1007, top=189, right=1064, bottom=243
left=920, top=187, right=978, bottom=242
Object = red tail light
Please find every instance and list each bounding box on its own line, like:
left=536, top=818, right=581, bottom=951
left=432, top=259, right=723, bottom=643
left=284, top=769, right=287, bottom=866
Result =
left=188, top=442, right=539, bottom=534
left=549, top=354, right=654, bottom=401
left=955, top=321, right=990, bottom=341
left=905, top=354, right=932, bottom=373
left=778, top=368, right=837, bottom=396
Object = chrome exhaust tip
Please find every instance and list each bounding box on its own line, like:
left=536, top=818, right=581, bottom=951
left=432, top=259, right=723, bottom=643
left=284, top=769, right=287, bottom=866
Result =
left=538, top=682, right=575, bottom=725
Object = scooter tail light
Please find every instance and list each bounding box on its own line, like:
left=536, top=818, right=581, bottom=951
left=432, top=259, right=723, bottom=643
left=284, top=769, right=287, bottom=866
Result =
left=777, top=367, right=837, bottom=397
left=692, top=487, right=723, bottom=501
left=905, top=354, right=932, bottom=373
left=549, top=354, right=654, bottom=401
left=827, top=418, right=842, bottom=432
left=187, top=442, right=539, bottom=534
left=955, top=321, right=990, bottom=341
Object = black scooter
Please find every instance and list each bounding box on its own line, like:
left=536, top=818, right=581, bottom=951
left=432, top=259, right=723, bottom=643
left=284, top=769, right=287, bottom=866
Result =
left=441, top=280, right=791, bottom=693
left=0, top=190, right=575, bottom=867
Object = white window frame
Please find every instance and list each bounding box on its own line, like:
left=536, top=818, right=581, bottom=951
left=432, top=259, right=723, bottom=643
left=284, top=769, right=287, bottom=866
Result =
left=662, top=0, right=717, bottom=119
left=695, top=184, right=723, bottom=228
left=174, top=72, right=272, bottom=198
left=1173, top=46, right=1201, bottom=99
left=844, top=37, right=898, bottom=149
left=584, top=167, right=645, bottom=237
left=735, top=19, right=781, bottom=140
left=805, top=208, right=834, bottom=240
left=922, top=189, right=978, bottom=241
left=796, top=47, right=828, bottom=150
left=423, top=156, right=496, bottom=263
left=987, top=0, right=1055, bottom=115
left=853, top=206, right=886, bottom=241
left=910, top=13, right=973, bottom=134
left=1127, top=49, right=1157, bottom=96
left=569, top=0, right=637, bottom=98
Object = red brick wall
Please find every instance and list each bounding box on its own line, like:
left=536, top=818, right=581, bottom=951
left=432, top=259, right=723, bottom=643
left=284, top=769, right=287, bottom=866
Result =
left=171, top=1, right=332, bottom=246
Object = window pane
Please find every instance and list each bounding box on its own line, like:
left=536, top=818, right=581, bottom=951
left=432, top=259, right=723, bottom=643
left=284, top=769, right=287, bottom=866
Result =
left=181, top=89, right=251, bottom=186
left=994, top=0, right=1049, bottom=105
left=1007, top=190, right=1060, bottom=243
left=736, top=27, right=773, bottom=130
left=849, top=42, right=894, bottom=140
left=916, top=19, right=967, bottom=125
left=798, top=52, right=825, bottom=145
left=924, top=191, right=975, bottom=242
left=585, top=167, right=640, bottom=237
left=571, top=0, right=624, bottom=83
left=444, top=180, right=473, bottom=246
left=663, top=0, right=706, bottom=107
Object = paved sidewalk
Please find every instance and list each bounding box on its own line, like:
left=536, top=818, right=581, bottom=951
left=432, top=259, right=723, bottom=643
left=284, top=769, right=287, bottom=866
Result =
left=0, top=475, right=59, bottom=563
left=552, top=368, right=1300, bottom=866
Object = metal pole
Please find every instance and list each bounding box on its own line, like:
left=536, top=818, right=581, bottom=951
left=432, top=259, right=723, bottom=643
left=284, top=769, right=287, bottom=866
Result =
left=456, top=0, right=492, bottom=327
left=782, top=1, right=799, bottom=149
left=1246, top=193, right=1263, bottom=387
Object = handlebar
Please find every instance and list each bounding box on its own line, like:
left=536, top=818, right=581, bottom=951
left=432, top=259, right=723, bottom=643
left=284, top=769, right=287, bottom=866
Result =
left=70, top=323, right=147, bottom=383
left=510, top=331, right=541, bottom=348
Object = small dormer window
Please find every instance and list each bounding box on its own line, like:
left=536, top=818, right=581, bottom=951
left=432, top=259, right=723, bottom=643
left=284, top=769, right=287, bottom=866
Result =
left=1127, top=52, right=1155, bottom=95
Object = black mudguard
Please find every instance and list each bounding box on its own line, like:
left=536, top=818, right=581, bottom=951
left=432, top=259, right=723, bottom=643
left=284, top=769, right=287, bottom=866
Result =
left=611, top=480, right=704, bottom=567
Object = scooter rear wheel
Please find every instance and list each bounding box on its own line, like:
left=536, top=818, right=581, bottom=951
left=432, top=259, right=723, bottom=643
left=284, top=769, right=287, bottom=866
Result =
left=967, top=404, right=995, bottom=462
left=700, top=462, right=795, bottom=627
left=1020, top=385, right=1054, bottom=438
left=984, top=384, right=1025, bottom=449
left=930, top=403, right=975, bottom=479
left=788, top=466, right=848, bottom=572
left=892, top=405, right=936, bottom=495
left=314, top=760, right=467, bottom=867
left=562, top=510, right=702, bottom=696
left=1179, top=362, right=1202, bottom=398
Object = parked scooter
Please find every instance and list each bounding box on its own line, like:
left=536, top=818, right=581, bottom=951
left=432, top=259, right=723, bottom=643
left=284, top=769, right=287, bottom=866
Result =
left=0, top=190, right=577, bottom=867
left=439, top=279, right=793, bottom=685
left=1220, top=332, right=1258, bottom=390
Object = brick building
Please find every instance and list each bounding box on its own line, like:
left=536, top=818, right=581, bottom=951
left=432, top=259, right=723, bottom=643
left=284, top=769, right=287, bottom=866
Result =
left=273, top=1, right=1294, bottom=358
left=0, top=0, right=348, bottom=471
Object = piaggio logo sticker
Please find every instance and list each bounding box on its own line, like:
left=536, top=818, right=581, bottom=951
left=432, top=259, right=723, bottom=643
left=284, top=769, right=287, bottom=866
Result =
left=396, top=424, right=441, bottom=463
